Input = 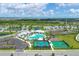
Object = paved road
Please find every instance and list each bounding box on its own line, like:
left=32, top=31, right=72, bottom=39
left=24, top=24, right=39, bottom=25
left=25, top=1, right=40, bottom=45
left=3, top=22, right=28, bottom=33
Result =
left=0, top=50, right=79, bottom=56
left=24, top=50, right=79, bottom=56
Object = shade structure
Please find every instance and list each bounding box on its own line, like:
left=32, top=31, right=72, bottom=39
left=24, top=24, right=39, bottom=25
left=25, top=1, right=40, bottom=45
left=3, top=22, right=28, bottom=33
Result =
left=28, top=33, right=45, bottom=40
left=35, top=30, right=44, bottom=33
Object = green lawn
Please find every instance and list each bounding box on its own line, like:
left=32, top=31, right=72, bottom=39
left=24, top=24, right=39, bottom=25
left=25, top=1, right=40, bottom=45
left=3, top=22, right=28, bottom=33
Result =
left=0, top=32, right=15, bottom=36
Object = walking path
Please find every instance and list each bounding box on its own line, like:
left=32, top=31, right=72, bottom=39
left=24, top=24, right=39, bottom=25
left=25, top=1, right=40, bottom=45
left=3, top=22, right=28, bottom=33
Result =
left=48, top=40, right=54, bottom=51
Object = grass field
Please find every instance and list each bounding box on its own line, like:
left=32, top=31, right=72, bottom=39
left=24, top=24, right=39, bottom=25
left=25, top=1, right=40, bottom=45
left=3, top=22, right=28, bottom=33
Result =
left=0, top=32, right=15, bottom=36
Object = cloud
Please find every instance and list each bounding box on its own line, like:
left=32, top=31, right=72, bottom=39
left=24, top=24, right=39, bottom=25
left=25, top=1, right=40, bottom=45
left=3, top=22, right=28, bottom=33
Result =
left=0, top=3, right=54, bottom=18
left=55, top=3, right=79, bottom=17
left=69, top=8, right=79, bottom=15
left=46, top=10, right=54, bottom=16
left=57, top=3, right=79, bottom=7
left=57, top=3, right=66, bottom=7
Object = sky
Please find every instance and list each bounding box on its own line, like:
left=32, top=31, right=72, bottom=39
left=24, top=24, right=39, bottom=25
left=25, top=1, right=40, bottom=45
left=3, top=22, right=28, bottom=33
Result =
left=0, top=3, right=79, bottom=18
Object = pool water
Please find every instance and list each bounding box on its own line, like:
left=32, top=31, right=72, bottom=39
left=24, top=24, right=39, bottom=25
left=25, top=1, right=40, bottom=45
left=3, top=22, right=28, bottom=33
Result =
left=28, top=33, right=45, bottom=40
left=51, top=41, right=69, bottom=48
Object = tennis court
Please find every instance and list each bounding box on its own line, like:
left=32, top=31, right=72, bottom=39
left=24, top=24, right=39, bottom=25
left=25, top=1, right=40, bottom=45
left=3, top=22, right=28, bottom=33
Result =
left=33, top=41, right=50, bottom=48
left=51, top=41, right=69, bottom=48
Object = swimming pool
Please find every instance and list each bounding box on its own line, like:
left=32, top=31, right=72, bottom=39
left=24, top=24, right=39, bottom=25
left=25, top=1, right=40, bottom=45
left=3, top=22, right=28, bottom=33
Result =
left=28, top=33, right=45, bottom=40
